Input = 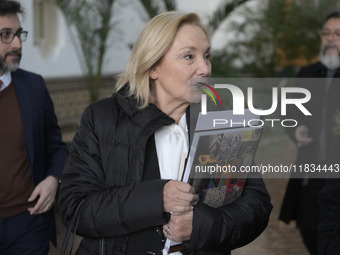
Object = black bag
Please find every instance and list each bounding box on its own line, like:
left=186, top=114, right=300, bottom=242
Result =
left=59, top=200, right=84, bottom=255
left=59, top=200, right=105, bottom=255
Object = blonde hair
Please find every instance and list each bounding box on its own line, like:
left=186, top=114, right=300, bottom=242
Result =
left=115, top=11, right=208, bottom=109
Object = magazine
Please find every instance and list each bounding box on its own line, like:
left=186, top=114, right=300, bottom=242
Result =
left=163, top=110, right=262, bottom=253
left=182, top=109, right=262, bottom=208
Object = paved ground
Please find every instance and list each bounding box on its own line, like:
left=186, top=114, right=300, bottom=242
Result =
left=232, top=178, right=309, bottom=255
left=49, top=132, right=310, bottom=255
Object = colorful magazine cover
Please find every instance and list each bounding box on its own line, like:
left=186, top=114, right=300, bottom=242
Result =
left=164, top=110, right=262, bottom=251
left=183, top=110, right=262, bottom=208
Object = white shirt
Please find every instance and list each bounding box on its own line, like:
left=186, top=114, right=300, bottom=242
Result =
left=0, top=71, right=12, bottom=91
left=154, top=113, right=189, bottom=255
left=155, top=113, right=189, bottom=180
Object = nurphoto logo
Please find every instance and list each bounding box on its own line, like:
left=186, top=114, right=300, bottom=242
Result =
left=194, top=80, right=312, bottom=128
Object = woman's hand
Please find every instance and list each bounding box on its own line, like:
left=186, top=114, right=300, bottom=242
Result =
left=163, top=210, right=193, bottom=242
left=163, top=180, right=197, bottom=214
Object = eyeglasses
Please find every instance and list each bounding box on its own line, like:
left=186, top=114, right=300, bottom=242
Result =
left=319, top=29, right=340, bottom=40
left=0, top=30, right=28, bottom=44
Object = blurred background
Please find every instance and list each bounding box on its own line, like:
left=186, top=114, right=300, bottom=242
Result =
left=16, top=0, right=340, bottom=254
left=18, top=0, right=339, bottom=137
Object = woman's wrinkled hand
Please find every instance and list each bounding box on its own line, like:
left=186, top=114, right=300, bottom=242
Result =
left=163, top=210, right=193, bottom=242
left=163, top=180, right=198, bottom=214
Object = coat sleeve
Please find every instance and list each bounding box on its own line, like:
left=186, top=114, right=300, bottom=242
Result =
left=188, top=172, right=272, bottom=251
left=58, top=104, right=169, bottom=238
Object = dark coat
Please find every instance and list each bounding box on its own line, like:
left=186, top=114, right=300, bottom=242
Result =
left=318, top=184, right=340, bottom=254
left=318, top=177, right=340, bottom=255
left=318, top=134, right=340, bottom=255
left=58, top=92, right=272, bottom=255
left=286, top=62, right=340, bottom=164
left=12, top=68, right=69, bottom=246
left=279, top=61, right=339, bottom=228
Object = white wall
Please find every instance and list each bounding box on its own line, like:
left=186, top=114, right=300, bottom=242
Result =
left=17, top=0, right=241, bottom=79
left=18, top=0, right=148, bottom=78
left=19, top=0, right=82, bottom=78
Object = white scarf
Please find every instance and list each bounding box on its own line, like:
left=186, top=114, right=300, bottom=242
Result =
left=155, top=113, right=188, bottom=180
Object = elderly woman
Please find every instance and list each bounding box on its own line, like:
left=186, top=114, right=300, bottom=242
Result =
left=58, top=11, right=272, bottom=255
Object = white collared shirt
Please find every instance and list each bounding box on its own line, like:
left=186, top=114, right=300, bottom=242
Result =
left=0, top=71, right=12, bottom=91
left=155, top=113, right=189, bottom=181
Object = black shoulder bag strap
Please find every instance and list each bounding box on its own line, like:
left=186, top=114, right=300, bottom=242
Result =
left=59, top=200, right=84, bottom=255
left=59, top=200, right=106, bottom=255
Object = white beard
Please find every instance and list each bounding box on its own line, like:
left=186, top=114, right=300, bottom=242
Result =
left=320, top=52, right=340, bottom=70
left=320, top=42, right=340, bottom=70
left=7, top=62, right=19, bottom=72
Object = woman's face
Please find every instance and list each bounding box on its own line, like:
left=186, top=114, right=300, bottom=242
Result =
left=150, top=24, right=211, bottom=105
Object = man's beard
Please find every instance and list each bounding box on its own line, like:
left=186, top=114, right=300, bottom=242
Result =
left=320, top=42, right=340, bottom=70
left=0, top=49, right=21, bottom=73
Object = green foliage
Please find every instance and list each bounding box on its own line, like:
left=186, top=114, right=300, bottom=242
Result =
left=55, top=0, right=116, bottom=102
left=140, top=0, right=176, bottom=19
left=140, top=0, right=161, bottom=19
left=210, top=50, right=240, bottom=78
left=224, top=0, right=340, bottom=77
left=139, top=0, right=251, bottom=78
left=56, top=0, right=251, bottom=102
left=207, top=0, right=250, bottom=33
left=163, top=0, right=176, bottom=12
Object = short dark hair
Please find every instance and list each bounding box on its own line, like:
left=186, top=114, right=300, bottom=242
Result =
left=0, top=0, right=23, bottom=16
left=325, top=11, right=340, bottom=22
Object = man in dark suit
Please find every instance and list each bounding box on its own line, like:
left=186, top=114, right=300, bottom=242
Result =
left=0, top=1, right=68, bottom=254
left=279, top=11, right=340, bottom=255
left=318, top=177, right=340, bottom=255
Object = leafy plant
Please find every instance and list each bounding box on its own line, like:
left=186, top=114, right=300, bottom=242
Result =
left=55, top=0, right=116, bottom=102
left=225, top=0, right=340, bottom=77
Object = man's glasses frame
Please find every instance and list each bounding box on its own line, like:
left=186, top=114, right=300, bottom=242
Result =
left=0, top=30, right=28, bottom=44
left=319, top=29, right=340, bottom=40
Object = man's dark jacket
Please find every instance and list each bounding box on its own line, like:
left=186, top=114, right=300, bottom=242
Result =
left=58, top=91, right=272, bottom=254
left=279, top=61, right=340, bottom=233
left=286, top=61, right=340, bottom=164
left=318, top=135, right=340, bottom=255
left=12, top=68, right=69, bottom=246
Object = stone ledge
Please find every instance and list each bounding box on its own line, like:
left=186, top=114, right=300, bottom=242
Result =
left=46, top=75, right=117, bottom=135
